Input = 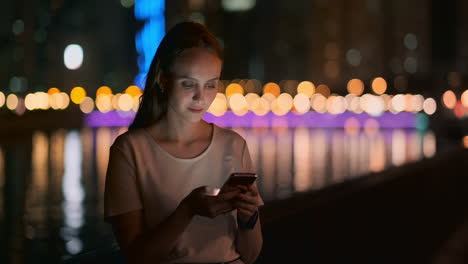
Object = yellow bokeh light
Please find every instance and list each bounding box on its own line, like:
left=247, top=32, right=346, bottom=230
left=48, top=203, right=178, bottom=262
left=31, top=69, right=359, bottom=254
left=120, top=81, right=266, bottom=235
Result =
left=118, top=94, right=133, bottom=111
left=71, top=87, right=87, bottom=104
left=133, top=95, right=141, bottom=112
left=60, top=92, right=70, bottom=109
left=261, top=93, right=276, bottom=105
left=96, top=94, right=112, bottom=113
left=461, top=90, right=468, bottom=107
left=442, top=90, right=456, bottom=109
left=315, top=84, right=331, bottom=97
left=297, top=81, right=315, bottom=98
left=263, top=82, right=280, bottom=97
left=25, top=93, right=36, bottom=110
left=251, top=98, right=270, bottom=116
left=293, top=93, right=310, bottom=114
left=208, top=95, right=228, bottom=117
left=277, top=93, right=293, bottom=111
left=347, top=79, right=364, bottom=96
left=225, top=83, right=244, bottom=97
left=463, top=136, right=468, bottom=149
left=35, top=92, right=50, bottom=110
left=228, top=93, right=248, bottom=112
left=96, top=86, right=113, bottom=97
left=125, top=85, right=143, bottom=97
left=48, top=87, right=60, bottom=95
left=0, top=92, right=5, bottom=108
left=245, top=93, right=260, bottom=110
left=49, top=93, right=61, bottom=110
left=80, top=97, right=94, bottom=113
left=423, top=98, right=437, bottom=115
left=371, top=77, right=387, bottom=95
left=112, top=93, right=122, bottom=110
left=271, top=99, right=289, bottom=116
left=6, top=94, right=18, bottom=110
left=310, top=93, right=327, bottom=113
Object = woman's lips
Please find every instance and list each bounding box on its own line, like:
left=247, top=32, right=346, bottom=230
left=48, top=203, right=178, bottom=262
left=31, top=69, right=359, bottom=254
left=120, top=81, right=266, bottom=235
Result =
left=188, top=108, right=203, bottom=113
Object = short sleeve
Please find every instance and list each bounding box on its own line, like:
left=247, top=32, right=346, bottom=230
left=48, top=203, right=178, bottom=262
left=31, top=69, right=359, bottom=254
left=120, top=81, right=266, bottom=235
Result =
left=241, top=140, right=264, bottom=207
left=104, top=141, right=143, bottom=222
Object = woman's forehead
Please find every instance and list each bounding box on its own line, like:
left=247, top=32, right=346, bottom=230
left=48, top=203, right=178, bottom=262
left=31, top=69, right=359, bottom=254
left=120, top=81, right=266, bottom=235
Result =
left=170, top=47, right=222, bottom=78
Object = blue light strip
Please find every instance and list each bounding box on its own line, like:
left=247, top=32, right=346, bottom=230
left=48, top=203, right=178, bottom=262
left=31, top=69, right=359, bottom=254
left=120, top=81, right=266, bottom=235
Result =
left=134, top=0, right=165, bottom=88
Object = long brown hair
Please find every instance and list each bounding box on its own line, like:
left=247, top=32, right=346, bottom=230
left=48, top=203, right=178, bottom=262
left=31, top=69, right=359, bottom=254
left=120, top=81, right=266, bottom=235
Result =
left=129, top=22, right=223, bottom=130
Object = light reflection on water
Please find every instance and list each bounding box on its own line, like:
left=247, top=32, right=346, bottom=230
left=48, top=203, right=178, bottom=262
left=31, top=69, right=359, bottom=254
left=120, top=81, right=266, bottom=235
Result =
left=0, top=126, right=436, bottom=262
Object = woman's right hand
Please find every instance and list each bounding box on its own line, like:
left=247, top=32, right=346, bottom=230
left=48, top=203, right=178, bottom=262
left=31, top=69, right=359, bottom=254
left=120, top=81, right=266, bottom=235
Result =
left=182, top=185, right=241, bottom=218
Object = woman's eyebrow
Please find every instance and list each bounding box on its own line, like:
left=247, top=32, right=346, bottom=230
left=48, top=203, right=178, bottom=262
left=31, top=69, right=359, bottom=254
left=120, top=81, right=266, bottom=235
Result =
left=176, top=75, right=219, bottom=81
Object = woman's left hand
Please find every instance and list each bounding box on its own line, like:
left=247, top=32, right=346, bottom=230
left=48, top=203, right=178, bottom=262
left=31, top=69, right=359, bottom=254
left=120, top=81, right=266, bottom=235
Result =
left=232, top=184, right=259, bottom=222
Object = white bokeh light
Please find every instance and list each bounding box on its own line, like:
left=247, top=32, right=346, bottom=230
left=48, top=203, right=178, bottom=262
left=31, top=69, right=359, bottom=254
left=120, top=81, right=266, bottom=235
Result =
left=64, top=44, right=84, bottom=70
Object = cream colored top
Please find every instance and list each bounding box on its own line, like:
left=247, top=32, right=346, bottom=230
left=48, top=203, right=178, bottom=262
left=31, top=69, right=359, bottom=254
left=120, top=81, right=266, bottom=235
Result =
left=104, top=123, right=264, bottom=263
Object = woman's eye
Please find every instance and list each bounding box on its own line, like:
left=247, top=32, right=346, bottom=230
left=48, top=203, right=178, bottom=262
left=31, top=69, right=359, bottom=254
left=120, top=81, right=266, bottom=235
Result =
left=182, top=82, right=195, bottom=88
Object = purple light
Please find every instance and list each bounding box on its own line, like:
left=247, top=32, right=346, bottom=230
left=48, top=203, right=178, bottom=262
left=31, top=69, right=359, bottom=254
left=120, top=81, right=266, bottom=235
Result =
left=84, top=110, right=420, bottom=128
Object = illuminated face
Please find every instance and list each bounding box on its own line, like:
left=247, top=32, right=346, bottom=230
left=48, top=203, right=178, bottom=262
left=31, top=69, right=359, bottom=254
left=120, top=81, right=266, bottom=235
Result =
left=166, top=47, right=222, bottom=123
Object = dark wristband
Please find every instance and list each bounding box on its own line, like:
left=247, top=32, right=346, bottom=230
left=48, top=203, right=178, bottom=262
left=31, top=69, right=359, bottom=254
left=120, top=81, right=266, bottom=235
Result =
left=237, top=210, right=259, bottom=230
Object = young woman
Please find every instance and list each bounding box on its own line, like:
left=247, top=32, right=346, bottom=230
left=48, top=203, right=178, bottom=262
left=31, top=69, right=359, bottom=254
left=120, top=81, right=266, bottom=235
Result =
left=104, top=22, right=264, bottom=264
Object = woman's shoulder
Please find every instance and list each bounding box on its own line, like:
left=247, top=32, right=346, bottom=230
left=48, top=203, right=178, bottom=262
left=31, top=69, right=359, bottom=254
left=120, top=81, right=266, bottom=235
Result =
left=111, top=127, right=147, bottom=151
left=213, top=124, right=247, bottom=145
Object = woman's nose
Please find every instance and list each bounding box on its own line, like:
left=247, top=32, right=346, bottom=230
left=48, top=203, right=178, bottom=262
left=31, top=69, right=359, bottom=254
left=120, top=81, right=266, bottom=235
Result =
left=193, top=87, right=204, bottom=101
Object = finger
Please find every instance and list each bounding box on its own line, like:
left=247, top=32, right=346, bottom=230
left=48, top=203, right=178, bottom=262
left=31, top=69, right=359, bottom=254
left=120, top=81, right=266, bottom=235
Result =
left=248, top=184, right=259, bottom=196
left=233, top=200, right=257, bottom=213
left=237, top=193, right=258, bottom=205
left=218, top=189, right=241, bottom=200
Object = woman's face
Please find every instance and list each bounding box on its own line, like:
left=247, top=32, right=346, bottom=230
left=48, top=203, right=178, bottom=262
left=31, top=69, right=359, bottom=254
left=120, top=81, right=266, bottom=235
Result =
left=165, top=47, right=222, bottom=123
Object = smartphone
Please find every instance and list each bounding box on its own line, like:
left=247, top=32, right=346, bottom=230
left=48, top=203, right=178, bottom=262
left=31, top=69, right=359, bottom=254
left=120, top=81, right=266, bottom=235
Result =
left=224, top=172, right=257, bottom=186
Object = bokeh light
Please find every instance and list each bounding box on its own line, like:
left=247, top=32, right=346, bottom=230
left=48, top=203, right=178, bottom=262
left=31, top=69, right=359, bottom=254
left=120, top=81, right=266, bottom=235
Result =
left=96, top=94, right=112, bottom=113
left=79, top=97, right=94, bottom=114
left=245, top=93, right=260, bottom=110
left=71, top=87, right=87, bottom=104
left=263, top=82, right=281, bottom=97
left=64, top=44, right=84, bottom=70
left=251, top=97, right=270, bottom=116
left=271, top=99, right=289, bottom=116
left=391, top=94, right=406, bottom=113
left=225, top=83, right=244, bottom=97
left=297, top=81, right=315, bottom=98
left=208, top=93, right=228, bottom=116
left=261, top=93, right=276, bottom=104
left=347, top=79, right=364, bottom=96
left=365, top=95, right=385, bottom=116
left=277, top=93, right=293, bottom=112
left=6, top=94, right=19, bottom=110
left=0, top=92, right=5, bottom=108
left=371, top=77, right=387, bottom=95
left=125, top=85, right=143, bottom=97
left=344, top=117, right=360, bottom=136
left=315, top=84, right=331, bottom=97
left=310, top=93, right=327, bottom=113
left=25, top=93, right=36, bottom=110
left=48, top=87, right=60, bottom=95
left=293, top=93, right=310, bottom=114
left=96, top=86, right=113, bottom=97
left=442, top=90, right=456, bottom=109
left=423, top=98, right=437, bottom=115
left=228, top=93, right=248, bottom=115
left=118, top=94, right=133, bottom=111
left=461, top=90, right=468, bottom=107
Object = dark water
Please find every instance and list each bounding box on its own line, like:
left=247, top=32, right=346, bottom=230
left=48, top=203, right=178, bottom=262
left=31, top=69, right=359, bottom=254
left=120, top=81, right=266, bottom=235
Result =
left=0, top=126, right=436, bottom=263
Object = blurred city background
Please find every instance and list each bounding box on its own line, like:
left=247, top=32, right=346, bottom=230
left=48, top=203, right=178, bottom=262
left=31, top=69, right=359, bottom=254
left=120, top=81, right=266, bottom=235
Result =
left=1, top=0, right=468, bottom=263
